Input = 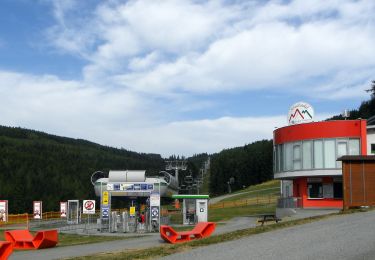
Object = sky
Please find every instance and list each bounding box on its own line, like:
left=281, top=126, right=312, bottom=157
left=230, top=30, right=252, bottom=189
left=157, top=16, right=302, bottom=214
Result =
left=0, top=0, right=374, bottom=157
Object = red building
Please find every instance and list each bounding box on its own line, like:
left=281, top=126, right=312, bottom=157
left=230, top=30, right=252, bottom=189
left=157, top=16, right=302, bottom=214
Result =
left=273, top=104, right=367, bottom=208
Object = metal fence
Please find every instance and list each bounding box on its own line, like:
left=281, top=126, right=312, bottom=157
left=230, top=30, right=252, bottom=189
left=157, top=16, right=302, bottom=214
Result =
left=1, top=209, right=170, bottom=235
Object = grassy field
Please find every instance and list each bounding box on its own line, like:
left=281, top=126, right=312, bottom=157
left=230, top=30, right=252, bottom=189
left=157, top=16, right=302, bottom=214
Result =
left=220, top=180, right=280, bottom=202
left=208, top=203, right=275, bottom=222
left=168, top=180, right=280, bottom=224
left=0, top=231, right=134, bottom=247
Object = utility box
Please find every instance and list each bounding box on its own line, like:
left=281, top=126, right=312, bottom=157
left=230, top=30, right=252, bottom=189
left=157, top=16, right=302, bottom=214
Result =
left=172, top=195, right=209, bottom=225
left=195, top=199, right=208, bottom=222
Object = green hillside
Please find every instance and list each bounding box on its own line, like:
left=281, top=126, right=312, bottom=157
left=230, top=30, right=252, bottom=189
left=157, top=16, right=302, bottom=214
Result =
left=0, top=126, right=164, bottom=213
left=209, top=140, right=274, bottom=196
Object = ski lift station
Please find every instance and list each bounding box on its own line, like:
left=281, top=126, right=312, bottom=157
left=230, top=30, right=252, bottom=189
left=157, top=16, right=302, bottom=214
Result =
left=88, top=170, right=171, bottom=232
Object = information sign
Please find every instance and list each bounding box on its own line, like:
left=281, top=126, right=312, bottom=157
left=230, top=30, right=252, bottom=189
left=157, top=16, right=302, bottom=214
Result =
left=102, top=206, right=109, bottom=219
left=83, top=200, right=96, bottom=214
left=0, top=200, right=8, bottom=222
left=60, top=202, right=67, bottom=218
left=151, top=206, right=159, bottom=219
left=102, top=191, right=109, bottom=206
left=130, top=206, right=135, bottom=217
left=33, top=201, right=42, bottom=219
left=150, top=193, right=160, bottom=207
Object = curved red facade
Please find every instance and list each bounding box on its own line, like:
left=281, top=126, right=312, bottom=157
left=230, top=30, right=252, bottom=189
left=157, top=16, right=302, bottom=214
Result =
left=274, top=120, right=367, bottom=155
left=274, top=119, right=367, bottom=209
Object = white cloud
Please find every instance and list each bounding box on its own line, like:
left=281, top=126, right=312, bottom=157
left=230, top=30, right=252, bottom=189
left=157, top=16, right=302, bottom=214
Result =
left=1, top=0, right=374, bottom=156
left=46, top=0, right=375, bottom=98
left=0, top=70, right=281, bottom=156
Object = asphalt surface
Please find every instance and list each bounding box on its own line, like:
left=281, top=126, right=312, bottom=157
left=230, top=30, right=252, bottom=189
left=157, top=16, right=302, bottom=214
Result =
left=161, top=210, right=375, bottom=260
left=8, top=209, right=338, bottom=260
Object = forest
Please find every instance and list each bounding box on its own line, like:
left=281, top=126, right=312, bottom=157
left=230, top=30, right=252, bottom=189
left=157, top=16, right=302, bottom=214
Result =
left=0, top=127, right=165, bottom=213
left=209, top=140, right=273, bottom=195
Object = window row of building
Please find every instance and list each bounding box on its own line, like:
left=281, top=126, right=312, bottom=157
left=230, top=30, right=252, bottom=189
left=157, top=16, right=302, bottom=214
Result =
left=307, top=177, right=343, bottom=199
left=274, top=138, right=360, bottom=173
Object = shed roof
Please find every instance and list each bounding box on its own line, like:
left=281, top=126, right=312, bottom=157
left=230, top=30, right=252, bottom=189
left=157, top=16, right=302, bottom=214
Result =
left=337, top=155, right=375, bottom=161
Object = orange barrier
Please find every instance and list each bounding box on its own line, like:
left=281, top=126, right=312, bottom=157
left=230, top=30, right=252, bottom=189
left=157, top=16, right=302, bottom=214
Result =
left=160, top=222, right=216, bottom=244
left=5, top=229, right=58, bottom=250
left=0, top=241, right=13, bottom=260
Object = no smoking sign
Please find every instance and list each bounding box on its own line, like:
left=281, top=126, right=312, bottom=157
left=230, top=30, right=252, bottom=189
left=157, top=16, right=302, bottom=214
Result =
left=83, top=200, right=96, bottom=214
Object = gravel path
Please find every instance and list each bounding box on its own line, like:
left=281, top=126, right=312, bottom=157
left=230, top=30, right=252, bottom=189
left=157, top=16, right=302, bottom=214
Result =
left=161, top=210, right=375, bottom=260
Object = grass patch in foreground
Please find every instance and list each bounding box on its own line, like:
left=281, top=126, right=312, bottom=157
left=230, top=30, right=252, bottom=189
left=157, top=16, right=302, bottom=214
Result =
left=58, top=233, right=139, bottom=247
left=70, top=208, right=374, bottom=260
left=208, top=203, right=276, bottom=222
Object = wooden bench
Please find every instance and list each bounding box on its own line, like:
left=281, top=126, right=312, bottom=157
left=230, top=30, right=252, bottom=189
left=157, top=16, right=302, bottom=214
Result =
left=257, top=214, right=281, bottom=226
left=160, top=222, right=216, bottom=244
left=5, top=229, right=58, bottom=249
left=0, top=241, right=13, bottom=260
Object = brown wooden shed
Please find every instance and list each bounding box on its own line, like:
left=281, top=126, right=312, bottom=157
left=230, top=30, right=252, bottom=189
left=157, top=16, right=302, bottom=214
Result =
left=338, top=155, right=375, bottom=209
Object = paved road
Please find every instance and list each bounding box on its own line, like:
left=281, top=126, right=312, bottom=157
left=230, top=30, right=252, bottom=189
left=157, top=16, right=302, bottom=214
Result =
left=161, top=210, right=375, bottom=260
left=8, top=209, right=337, bottom=260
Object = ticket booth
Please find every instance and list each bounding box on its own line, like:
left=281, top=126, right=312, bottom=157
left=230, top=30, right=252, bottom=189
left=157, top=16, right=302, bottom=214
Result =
left=172, top=195, right=209, bottom=225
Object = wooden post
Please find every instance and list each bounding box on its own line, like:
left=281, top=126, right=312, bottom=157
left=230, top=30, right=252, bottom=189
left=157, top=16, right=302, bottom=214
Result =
left=26, top=213, right=29, bottom=230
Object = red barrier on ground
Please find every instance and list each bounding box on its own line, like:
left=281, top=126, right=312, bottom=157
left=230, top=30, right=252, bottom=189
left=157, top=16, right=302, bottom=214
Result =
left=160, top=222, right=216, bottom=244
left=5, top=229, right=58, bottom=250
left=0, top=241, right=13, bottom=260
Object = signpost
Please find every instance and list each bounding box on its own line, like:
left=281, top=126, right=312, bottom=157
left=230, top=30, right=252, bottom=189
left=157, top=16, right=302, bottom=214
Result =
left=83, top=200, right=96, bottom=232
left=0, top=200, right=8, bottom=222
left=33, top=201, right=42, bottom=219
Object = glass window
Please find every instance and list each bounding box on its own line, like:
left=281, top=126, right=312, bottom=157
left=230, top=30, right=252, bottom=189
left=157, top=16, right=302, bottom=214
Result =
left=337, top=141, right=347, bottom=168
left=302, top=141, right=312, bottom=169
left=308, top=183, right=323, bottom=198
left=293, top=144, right=301, bottom=170
left=276, top=138, right=360, bottom=172
left=273, top=146, right=277, bottom=172
left=284, top=143, right=293, bottom=171
left=337, top=141, right=347, bottom=157
left=324, top=140, right=336, bottom=168
left=349, top=139, right=360, bottom=155
left=323, top=183, right=333, bottom=198
left=371, top=144, right=375, bottom=155
left=279, top=144, right=283, bottom=172
left=314, top=140, right=323, bottom=169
